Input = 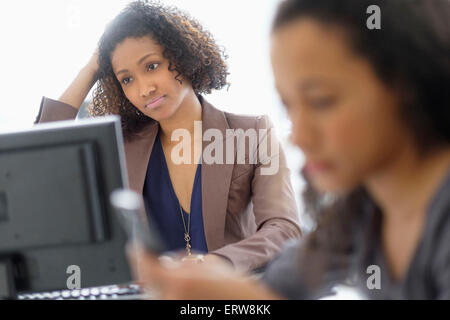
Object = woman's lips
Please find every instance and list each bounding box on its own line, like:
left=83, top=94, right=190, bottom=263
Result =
left=145, top=95, right=166, bottom=109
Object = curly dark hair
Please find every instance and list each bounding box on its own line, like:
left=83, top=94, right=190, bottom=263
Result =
left=90, top=0, right=229, bottom=139
left=273, top=0, right=450, bottom=290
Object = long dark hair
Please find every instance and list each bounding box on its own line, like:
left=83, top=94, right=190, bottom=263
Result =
left=272, top=0, right=450, bottom=287
left=90, top=0, right=229, bottom=140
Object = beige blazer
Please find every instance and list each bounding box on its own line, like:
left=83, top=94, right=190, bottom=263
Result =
left=35, top=96, right=301, bottom=271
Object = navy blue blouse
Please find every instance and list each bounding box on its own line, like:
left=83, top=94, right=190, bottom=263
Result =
left=142, top=129, right=208, bottom=254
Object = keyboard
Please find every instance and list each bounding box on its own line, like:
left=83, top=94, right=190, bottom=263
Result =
left=17, top=283, right=154, bottom=300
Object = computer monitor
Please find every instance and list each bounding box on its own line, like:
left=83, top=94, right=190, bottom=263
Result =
left=0, top=116, right=133, bottom=299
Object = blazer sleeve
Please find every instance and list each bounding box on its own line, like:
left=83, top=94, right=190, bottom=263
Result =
left=34, top=96, right=79, bottom=124
left=211, top=115, right=302, bottom=271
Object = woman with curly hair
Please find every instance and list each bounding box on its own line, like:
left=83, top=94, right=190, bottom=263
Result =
left=35, top=1, right=301, bottom=271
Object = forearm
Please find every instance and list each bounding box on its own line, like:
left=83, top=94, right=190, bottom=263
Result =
left=58, top=65, right=98, bottom=110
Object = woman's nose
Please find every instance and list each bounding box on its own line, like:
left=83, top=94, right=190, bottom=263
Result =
left=139, top=81, right=156, bottom=98
left=290, top=110, right=317, bottom=153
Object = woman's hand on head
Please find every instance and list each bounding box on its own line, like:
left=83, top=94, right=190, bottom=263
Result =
left=126, top=245, right=282, bottom=300
left=85, top=47, right=100, bottom=77
left=58, top=46, right=100, bottom=109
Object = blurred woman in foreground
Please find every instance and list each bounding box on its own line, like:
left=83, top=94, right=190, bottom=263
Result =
left=129, top=0, right=450, bottom=299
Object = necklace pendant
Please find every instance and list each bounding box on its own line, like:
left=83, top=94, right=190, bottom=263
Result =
left=184, top=233, right=192, bottom=255
left=186, top=243, right=192, bottom=255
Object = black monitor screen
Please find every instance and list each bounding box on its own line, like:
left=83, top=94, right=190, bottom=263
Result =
left=0, top=116, right=132, bottom=297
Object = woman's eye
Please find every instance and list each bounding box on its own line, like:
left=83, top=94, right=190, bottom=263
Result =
left=309, top=96, right=336, bottom=109
left=121, top=77, right=132, bottom=85
left=147, top=63, right=159, bottom=71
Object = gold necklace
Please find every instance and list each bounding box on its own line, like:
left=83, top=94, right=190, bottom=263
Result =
left=179, top=204, right=192, bottom=256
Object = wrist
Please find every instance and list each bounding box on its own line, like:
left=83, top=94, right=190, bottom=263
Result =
left=82, top=64, right=99, bottom=84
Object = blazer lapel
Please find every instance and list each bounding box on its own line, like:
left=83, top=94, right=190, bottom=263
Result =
left=200, top=97, right=235, bottom=251
left=124, top=121, right=159, bottom=193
